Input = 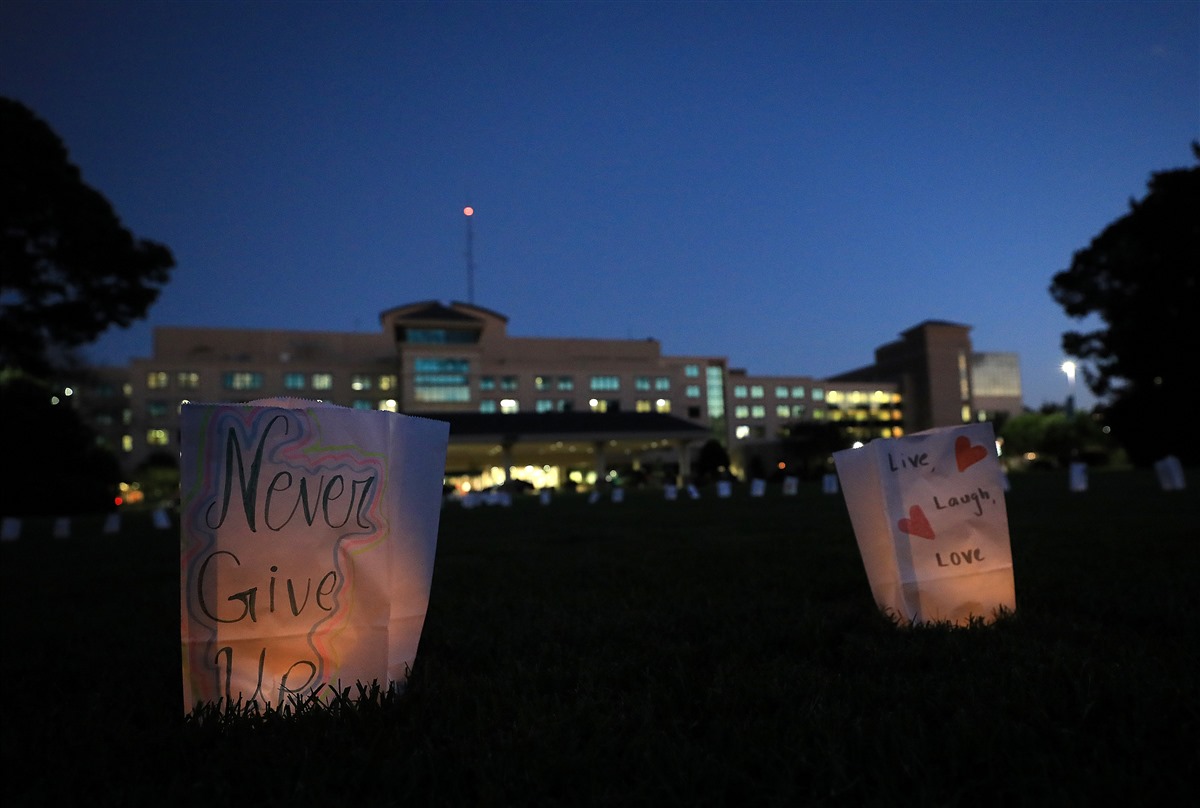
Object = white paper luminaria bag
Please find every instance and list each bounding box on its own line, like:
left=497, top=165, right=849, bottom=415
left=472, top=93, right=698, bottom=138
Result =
left=179, top=399, right=449, bottom=711
left=832, top=422, right=1016, bottom=626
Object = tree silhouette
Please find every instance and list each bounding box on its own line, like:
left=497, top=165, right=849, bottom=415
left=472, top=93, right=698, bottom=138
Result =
left=1049, top=145, right=1199, bottom=464
left=1, top=97, right=175, bottom=377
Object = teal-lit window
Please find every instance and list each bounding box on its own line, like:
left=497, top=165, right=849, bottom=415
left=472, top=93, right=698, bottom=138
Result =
left=750, top=386, right=764, bottom=399
left=557, top=376, right=574, bottom=391
left=480, top=400, right=497, bottom=413
left=399, top=327, right=478, bottom=344
left=590, top=375, right=620, bottom=391
left=414, top=358, right=470, bottom=403
left=635, top=376, right=651, bottom=391
left=655, top=377, right=670, bottom=391
left=222, top=371, right=263, bottom=391
left=812, top=388, right=825, bottom=401
left=284, top=373, right=306, bottom=390
left=775, top=386, right=788, bottom=398
left=352, top=400, right=373, bottom=410
left=536, top=399, right=554, bottom=413
left=684, top=364, right=700, bottom=378
left=706, top=366, right=725, bottom=419
left=733, top=385, right=747, bottom=399
left=479, top=376, right=495, bottom=391
left=734, top=405, right=749, bottom=418
left=500, top=375, right=518, bottom=391
left=792, top=385, right=806, bottom=398
left=686, top=384, right=701, bottom=398
left=147, top=400, right=169, bottom=417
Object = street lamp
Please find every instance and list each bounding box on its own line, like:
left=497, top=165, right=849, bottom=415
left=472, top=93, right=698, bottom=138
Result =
left=1061, top=361, right=1076, bottom=416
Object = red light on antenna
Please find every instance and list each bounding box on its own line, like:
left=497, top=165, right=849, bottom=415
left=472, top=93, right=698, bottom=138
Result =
left=463, top=206, right=474, bottom=216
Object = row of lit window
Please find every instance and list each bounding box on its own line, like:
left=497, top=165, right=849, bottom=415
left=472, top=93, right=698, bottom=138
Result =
left=732, top=405, right=902, bottom=421
left=475, top=398, right=674, bottom=415
left=732, top=384, right=816, bottom=400
left=145, top=370, right=399, bottom=393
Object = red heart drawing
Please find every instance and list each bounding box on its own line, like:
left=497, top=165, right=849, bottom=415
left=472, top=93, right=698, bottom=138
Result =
left=897, top=505, right=935, bottom=540
left=955, top=435, right=987, bottom=472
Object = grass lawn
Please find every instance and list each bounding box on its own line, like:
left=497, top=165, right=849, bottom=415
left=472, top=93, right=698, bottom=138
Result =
left=1, top=468, right=1197, bottom=806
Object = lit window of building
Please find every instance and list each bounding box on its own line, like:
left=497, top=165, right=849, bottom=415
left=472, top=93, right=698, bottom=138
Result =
left=414, top=358, right=470, bottom=403
left=147, top=428, right=169, bottom=446
left=222, top=372, right=263, bottom=391
left=590, top=375, right=620, bottom=391
left=706, top=366, right=725, bottom=419
left=312, top=373, right=333, bottom=390
left=177, top=372, right=200, bottom=390
left=147, top=371, right=169, bottom=389
left=284, top=372, right=306, bottom=390
left=351, top=374, right=372, bottom=391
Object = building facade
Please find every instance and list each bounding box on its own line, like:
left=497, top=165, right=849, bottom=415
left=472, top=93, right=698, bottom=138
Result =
left=75, top=302, right=1020, bottom=489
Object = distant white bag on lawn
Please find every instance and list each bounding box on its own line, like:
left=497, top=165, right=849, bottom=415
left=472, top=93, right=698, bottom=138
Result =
left=832, top=422, right=1015, bottom=626
left=179, top=399, right=448, bottom=711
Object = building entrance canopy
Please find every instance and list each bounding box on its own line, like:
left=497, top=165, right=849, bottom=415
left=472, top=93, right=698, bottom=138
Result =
left=428, top=411, right=711, bottom=480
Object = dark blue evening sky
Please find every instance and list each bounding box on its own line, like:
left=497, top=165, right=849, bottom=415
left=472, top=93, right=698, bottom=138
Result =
left=3, top=0, right=1197, bottom=410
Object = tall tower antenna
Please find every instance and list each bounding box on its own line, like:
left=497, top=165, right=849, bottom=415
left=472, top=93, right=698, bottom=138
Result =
left=463, top=206, right=475, bottom=304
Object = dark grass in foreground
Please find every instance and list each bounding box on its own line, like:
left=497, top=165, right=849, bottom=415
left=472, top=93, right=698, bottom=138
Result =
left=1, top=470, right=1197, bottom=806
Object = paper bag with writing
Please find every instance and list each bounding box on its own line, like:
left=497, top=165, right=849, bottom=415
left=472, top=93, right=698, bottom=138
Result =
left=832, top=422, right=1015, bottom=626
left=179, top=399, right=449, bottom=711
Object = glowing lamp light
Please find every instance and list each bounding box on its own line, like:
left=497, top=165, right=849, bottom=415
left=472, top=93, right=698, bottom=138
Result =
left=463, top=206, right=474, bottom=216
